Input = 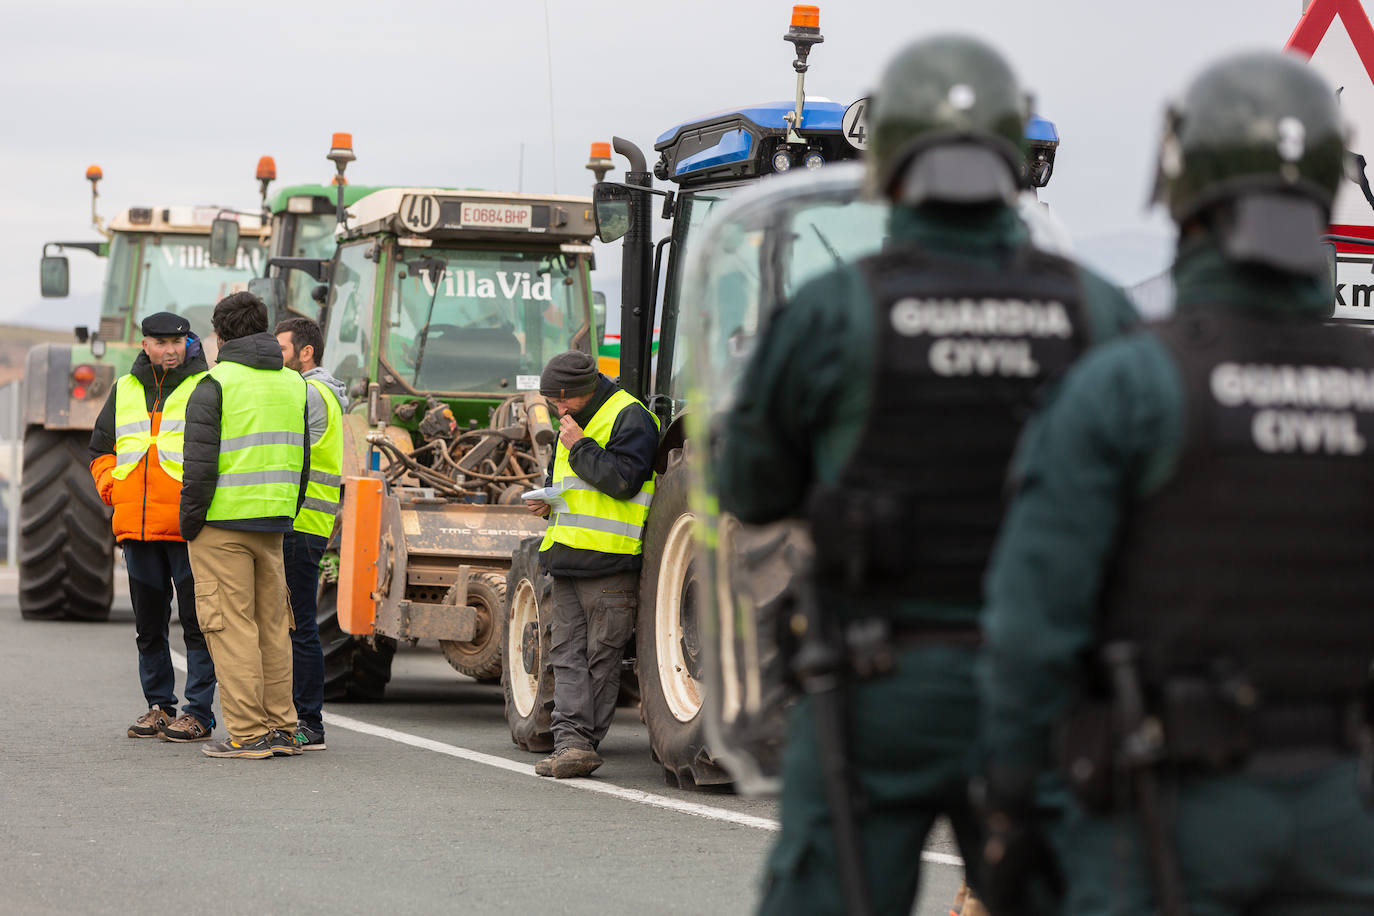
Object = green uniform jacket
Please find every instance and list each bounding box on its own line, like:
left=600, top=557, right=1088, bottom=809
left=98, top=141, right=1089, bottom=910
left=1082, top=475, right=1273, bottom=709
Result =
left=718, top=203, right=1141, bottom=626
left=978, top=232, right=1335, bottom=781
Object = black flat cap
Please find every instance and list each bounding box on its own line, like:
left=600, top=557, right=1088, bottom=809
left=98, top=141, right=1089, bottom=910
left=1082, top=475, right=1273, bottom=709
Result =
left=141, top=311, right=191, bottom=337
left=540, top=350, right=599, bottom=398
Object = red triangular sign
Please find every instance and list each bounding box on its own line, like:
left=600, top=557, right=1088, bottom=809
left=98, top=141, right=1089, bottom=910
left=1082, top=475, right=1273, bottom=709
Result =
left=1288, top=0, right=1374, bottom=235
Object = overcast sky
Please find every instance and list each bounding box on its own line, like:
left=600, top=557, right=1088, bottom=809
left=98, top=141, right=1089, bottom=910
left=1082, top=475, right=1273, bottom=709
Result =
left=0, top=0, right=1319, bottom=327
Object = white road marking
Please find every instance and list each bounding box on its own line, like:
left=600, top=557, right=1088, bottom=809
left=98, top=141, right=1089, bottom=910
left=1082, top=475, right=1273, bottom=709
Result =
left=171, top=650, right=963, bottom=867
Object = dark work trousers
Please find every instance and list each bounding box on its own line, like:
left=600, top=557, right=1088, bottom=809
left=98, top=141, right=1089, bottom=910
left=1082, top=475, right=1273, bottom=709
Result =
left=548, top=572, right=638, bottom=751
left=124, top=540, right=216, bottom=729
left=284, top=530, right=328, bottom=732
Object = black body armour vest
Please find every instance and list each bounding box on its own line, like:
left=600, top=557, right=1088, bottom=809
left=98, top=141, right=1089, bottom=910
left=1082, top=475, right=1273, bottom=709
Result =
left=1101, top=312, right=1374, bottom=704
left=809, top=242, right=1088, bottom=603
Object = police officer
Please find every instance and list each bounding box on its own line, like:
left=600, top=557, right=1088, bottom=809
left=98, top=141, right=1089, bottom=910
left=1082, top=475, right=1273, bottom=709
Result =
left=90, top=311, right=216, bottom=742
left=526, top=350, right=658, bottom=779
left=977, top=51, right=1374, bottom=912
left=276, top=316, right=348, bottom=751
left=717, top=35, right=1138, bottom=915
left=181, top=292, right=309, bottom=760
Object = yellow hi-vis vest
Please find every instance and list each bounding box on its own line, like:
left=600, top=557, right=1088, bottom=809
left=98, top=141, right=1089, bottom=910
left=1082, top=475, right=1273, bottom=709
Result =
left=204, top=361, right=307, bottom=523
left=540, top=389, right=658, bottom=556
left=293, top=377, right=344, bottom=538
left=110, top=371, right=207, bottom=482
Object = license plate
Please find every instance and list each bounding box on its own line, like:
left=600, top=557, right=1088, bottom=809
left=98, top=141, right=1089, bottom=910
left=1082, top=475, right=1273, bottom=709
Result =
left=460, top=203, right=532, bottom=229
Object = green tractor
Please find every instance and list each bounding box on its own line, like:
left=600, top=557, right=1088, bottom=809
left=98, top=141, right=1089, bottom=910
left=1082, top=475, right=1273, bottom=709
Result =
left=255, top=143, right=600, bottom=700
left=24, top=167, right=267, bottom=620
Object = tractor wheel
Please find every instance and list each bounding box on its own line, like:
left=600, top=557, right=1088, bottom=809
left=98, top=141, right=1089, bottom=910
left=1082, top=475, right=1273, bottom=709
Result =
left=501, top=536, right=555, bottom=752
left=318, top=569, right=396, bottom=701
left=439, top=572, right=506, bottom=680
left=18, top=427, right=113, bottom=621
left=637, top=446, right=730, bottom=788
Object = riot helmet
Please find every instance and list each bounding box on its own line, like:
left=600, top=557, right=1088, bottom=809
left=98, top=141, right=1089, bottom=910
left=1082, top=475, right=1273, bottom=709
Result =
left=1153, top=50, right=1346, bottom=274
left=866, top=34, right=1030, bottom=206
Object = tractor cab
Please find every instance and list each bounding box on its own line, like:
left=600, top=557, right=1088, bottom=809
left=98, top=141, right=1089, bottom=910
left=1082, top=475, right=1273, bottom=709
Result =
left=265, top=182, right=389, bottom=322
left=42, top=199, right=266, bottom=352
left=317, top=186, right=598, bottom=430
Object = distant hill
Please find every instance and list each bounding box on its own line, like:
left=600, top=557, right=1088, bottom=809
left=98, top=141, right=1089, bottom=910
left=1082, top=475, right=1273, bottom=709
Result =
left=0, top=324, right=78, bottom=385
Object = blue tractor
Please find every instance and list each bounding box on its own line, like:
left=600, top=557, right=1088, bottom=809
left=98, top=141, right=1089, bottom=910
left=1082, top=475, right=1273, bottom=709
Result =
left=499, top=5, right=1061, bottom=789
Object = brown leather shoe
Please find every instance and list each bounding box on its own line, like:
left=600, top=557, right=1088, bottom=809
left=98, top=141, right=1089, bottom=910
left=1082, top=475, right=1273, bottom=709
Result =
left=127, top=706, right=173, bottom=738
left=159, top=714, right=211, bottom=742
left=535, top=746, right=603, bottom=779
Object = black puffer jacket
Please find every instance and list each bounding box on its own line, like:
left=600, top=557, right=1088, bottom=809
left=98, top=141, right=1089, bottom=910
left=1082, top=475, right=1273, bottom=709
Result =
left=539, top=375, right=659, bottom=577
left=179, top=332, right=310, bottom=540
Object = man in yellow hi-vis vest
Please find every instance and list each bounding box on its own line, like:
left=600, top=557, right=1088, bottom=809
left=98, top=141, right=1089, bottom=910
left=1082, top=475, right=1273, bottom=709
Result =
left=525, top=351, right=658, bottom=779
left=89, top=311, right=216, bottom=743
left=180, top=292, right=309, bottom=760
left=276, top=316, right=347, bottom=752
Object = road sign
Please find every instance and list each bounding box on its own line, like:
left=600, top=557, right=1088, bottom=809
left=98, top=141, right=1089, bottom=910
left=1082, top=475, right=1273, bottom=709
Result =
left=1288, top=1, right=1374, bottom=322
left=1288, top=0, right=1374, bottom=234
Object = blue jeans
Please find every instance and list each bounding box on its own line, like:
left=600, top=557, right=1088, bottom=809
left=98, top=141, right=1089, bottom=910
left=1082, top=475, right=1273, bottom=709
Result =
left=124, top=540, right=216, bottom=728
left=284, top=531, right=328, bottom=732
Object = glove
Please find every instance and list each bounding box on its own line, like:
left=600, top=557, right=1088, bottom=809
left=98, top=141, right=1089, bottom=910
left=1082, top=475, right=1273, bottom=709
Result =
left=971, top=771, right=1064, bottom=916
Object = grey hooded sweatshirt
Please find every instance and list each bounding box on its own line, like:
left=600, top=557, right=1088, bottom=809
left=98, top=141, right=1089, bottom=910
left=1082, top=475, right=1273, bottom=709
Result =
left=302, top=366, right=348, bottom=446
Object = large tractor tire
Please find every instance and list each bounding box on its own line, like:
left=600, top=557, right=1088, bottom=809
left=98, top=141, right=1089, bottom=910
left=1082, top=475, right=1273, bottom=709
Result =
left=637, top=446, right=730, bottom=788
left=501, top=536, right=555, bottom=752
left=317, top=570, right=396, bottom=701
left=18, top=427, right=114, bottom=621
left=440, top=571, right=506, bottom=680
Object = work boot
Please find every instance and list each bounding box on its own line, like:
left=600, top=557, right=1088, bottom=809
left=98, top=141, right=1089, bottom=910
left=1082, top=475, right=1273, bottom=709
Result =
left=159, top=714, right=211, bottom=742
left=201, top=736, right=274, bottom=759
left=534, top=746, right=603, bottom=779
left=127, top=705, right=173, bottom=738
left=268, top=729, right=303, bottom=757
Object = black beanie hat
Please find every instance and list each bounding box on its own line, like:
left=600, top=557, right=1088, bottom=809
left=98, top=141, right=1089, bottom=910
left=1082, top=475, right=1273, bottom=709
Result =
left=540, top=350, right=599, bottom=398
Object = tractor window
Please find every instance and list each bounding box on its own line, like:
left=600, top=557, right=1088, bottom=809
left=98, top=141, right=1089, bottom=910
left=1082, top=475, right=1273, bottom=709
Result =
left=779, top=198, right=887, bottom=297
left=100, top=233, right=139, bottom=319
left=283, top=213, right=336, bottom=319
left=678, top=192, right=888, bottom=411
left=385, top=248, right=588, bottom=393
left=656, top=189, right=736, bottom=395
left=321, top=241, right=378, bottom=389
left=133, top=233, right=266, bottom=342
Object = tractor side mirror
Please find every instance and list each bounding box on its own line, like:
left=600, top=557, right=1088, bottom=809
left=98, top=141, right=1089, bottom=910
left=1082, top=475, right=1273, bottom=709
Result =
left=41, top=255, right=70, bottom=298
left=592, top=183, right=633, bottom=243
left=209, top=218, right=240, bottom=267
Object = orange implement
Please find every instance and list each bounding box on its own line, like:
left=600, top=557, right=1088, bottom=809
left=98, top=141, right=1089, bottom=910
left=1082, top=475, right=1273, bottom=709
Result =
left=338, top=475, right=383, bottom=635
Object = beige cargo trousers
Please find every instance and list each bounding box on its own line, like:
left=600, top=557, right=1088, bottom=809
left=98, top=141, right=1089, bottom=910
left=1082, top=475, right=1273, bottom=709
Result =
left=188, top=526, right=297, bottom=743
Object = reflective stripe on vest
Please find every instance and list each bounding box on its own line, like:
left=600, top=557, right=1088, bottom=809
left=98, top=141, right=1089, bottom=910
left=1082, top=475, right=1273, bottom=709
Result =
left=294, top=377, right=344, bottom=537
left=110, top=371, right=208, bottom=482
left=204, top=361, right=307, bottom=523
left=540, top=388, right=658, bottom=556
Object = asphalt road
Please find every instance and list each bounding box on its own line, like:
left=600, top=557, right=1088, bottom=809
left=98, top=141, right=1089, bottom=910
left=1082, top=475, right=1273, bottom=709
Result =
left=0, top=570, right=966, bottom=915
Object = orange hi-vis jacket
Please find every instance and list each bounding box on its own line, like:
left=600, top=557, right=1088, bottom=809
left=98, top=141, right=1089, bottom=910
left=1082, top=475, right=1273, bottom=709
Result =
left=88, top=350, right=209, bottom=543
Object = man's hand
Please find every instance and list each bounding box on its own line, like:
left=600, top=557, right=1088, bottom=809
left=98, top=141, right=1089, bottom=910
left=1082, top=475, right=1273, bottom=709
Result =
left=558, top=414, right=586, bottom=450
left=525, top=499, right=551, bottom=518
